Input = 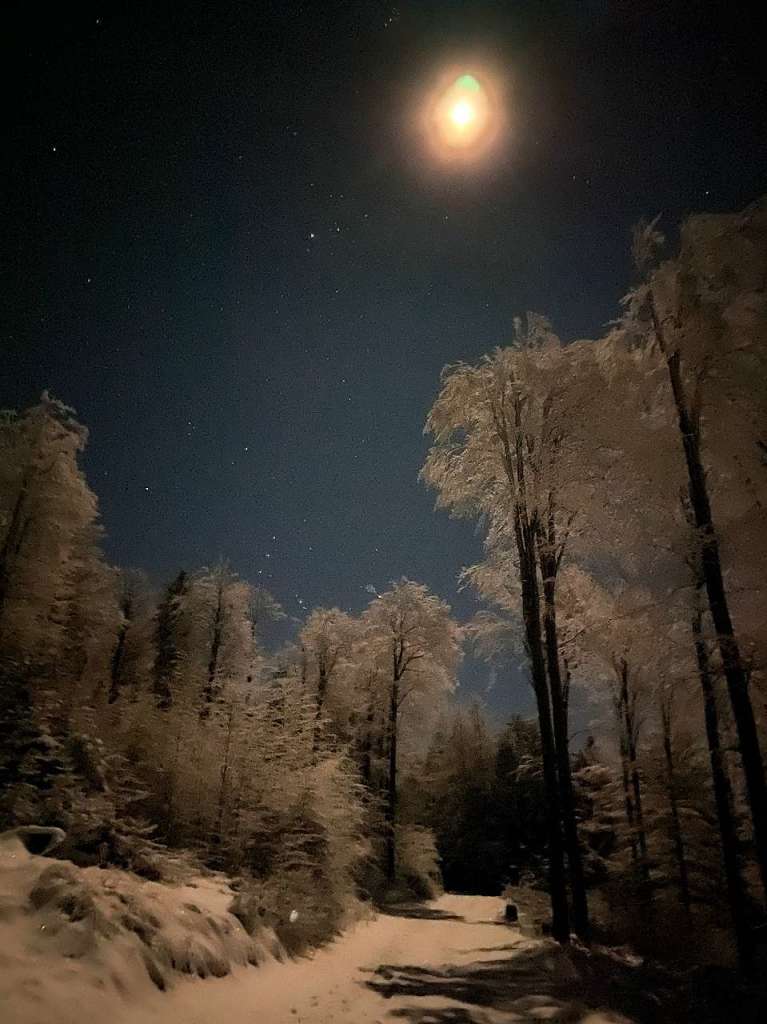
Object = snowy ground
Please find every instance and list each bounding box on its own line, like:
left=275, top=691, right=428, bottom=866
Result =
left=2, top=833, right=672, bottom=1024
left=0, top=833, right=280, bottom=1024
left=122, top=894, right=652, bottom=1024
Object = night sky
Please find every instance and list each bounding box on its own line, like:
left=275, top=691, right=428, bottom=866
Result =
left=3, top=1, right=765, bottom=716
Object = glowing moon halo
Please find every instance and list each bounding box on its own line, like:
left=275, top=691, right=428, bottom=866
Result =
left=423, top=71, right=499, bottom=161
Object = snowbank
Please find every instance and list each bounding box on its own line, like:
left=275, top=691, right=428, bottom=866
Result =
left=0, top=830, right=283, bottom=1024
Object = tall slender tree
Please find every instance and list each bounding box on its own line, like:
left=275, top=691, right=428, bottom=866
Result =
left=423, top=325, right=598, bottom=940
left=152, top=570, right=188, bottom=711
left=297, top=607, right=356, bottom=748
left=360, top=580, right=460, bottom=882
left=627, top=206, right=767, bottom=899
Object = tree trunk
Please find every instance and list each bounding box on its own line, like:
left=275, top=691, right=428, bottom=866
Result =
left=0, top=474, right=30, bottom=634
left=152, top=572, right=186, bottom=711
left=692, top=600, right=753, bottom=967
left=360, top=695, right=376, bottom=785
left=162, top=725, right=183, bottom=843
left=651, top=297, right=767, bottom=898
left=618, top=736, right=639, bottom=864
left=615, top=659, right=649, bottom=886
left=385, top=678, right=399, bottom=882
left=201, top=584, right=224, bottom=717
left=659, top=695, right=691, bottom=915
left=312, top=657, right=328, bottom=752
left=213, top=705, right=236, bottom=859
left=628, top=737, right=649, bottom=883
left=108, top=621, right=129, bottom=704
left=540, top=545, right=589, bottom=938
left=516, top=513, right=570, bottom=942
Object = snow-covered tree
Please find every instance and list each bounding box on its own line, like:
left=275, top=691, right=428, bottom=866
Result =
left=151, top=570, right=188, bottom=711
left=184, top=562, right=256, bottom=716
left=422, top=325, right=602, bottom=939
left=0, top=394, right=98, bottom=668
left=621, top=202, right=767, bottom=901
left=297, top=607, right=358, bottom=746
left=359, top=579, right=460, bottom=880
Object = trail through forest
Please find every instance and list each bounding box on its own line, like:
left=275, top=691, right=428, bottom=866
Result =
left=124, top=895, right=643, bottom=1024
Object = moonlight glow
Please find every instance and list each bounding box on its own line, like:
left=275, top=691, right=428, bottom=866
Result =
left=421, top=69, right=504, bottom=164
left=450, top=99, right=475, bottom=126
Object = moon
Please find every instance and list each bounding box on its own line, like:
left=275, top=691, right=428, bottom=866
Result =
left=450, top=99, right=476, bottom=127
left=420, top=70, right=504, bottom=164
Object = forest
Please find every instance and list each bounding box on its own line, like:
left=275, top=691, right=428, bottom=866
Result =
left=1, top=199, right=766, bottom=1012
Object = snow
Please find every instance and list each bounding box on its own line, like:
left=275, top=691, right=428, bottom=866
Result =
left=0, top=833, right=282, bottom=1024
left=2, top=837, right=658, bottom=1024
left=120, top=895, right=643, bottom=1024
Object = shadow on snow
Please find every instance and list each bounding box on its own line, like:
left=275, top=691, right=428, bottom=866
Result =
left=363, top=943, right=673, bottom=1024
left=381, top=903, right=466, bottom=921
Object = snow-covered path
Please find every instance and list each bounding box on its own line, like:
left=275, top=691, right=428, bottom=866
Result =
left=121, top=894, right=639, bottom=1024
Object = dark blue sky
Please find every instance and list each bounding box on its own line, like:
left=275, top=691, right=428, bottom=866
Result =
left=3, top=1, right=765, bottom=717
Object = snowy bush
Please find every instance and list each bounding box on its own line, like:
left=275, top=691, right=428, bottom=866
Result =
left=396, top=825, right=442, bottom=899
left=0, top=833, right=282, bottom=1023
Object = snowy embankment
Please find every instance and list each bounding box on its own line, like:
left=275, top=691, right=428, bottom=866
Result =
left=125, top=893, right=663, bottom=1024
left=4, top=836, right=756, bottom=1024
left=0, top=836, right=673, bottom=1024
left=0, top=830, right=283, bottom=1024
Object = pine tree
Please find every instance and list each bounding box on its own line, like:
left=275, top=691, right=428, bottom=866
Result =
left=0, top=394, right=98, bottom=668
left=152, top=570, right=188, bottom=710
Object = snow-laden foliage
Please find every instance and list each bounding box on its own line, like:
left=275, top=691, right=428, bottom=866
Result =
left=0, top=397, right=459, bottom=959
left=1, top=195, right=765, bottom=983
left=423, top=198, right=767, bottom=965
